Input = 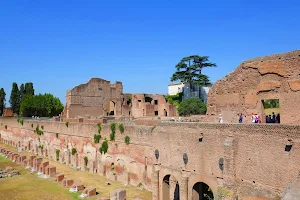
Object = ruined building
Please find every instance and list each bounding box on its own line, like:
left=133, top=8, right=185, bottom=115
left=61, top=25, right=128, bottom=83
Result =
left=61, top=78, right=177, bottom=119
left=207, top=50, right=300, bottom=124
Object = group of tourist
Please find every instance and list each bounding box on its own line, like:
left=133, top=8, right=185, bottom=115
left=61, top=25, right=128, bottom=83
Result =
left=265, top=112, right=280, bottom=123
left=237, top=112, right=280, bottom=124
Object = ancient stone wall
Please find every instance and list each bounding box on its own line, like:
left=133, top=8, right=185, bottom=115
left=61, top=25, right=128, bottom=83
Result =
left=131, top=94, right=177, bottom=118
left=206, top=50, right=300, bottom=124
left=62, top=78, right=124, bottom=118
left=61, top=79, right=177, bottom=119
left=0, top=118, right=299, bottom=199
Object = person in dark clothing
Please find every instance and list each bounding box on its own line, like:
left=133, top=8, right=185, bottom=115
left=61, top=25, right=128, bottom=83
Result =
left=239, top=113, right=243, bottom=123
left=276, top=113, right=280, bottom=123
left=266, top=115, right=270, bottom=123
left=272, top=112, right=276, bottom=123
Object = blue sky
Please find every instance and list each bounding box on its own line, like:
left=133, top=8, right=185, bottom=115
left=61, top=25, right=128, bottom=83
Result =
left=0, top=0, right=299, bottom=105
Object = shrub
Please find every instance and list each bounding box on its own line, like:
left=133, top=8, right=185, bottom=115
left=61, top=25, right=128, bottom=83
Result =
left=97, top=123, right=102, bottom=134
left=17, top=118, right=20, bottom=123
left=5, top=125, right=7, bottom=129
left=56, top=133, right=59, bottom=138
left=110, top=123, right=116, bottom=134
left=99, top=140, right=108, bottom=154
left=56, top=149, right=60, bottom=161
left=65, top=122, right=69, bottom=127
left=35, top=125, right=43, bottom=136
left=119, top=124, right=124, bottom=134
left=20, top=119, right=24, bottom=126
left=71, top=148, right=77, bottom=155
left=125, top=136, right=130, bottom=145
left=110, top=133, right=115, bottom=141
left=178, top=98, right=207, bottom=116
left=151, top=125, right=156, bottom=132
left=41, top=125, right=44, bottom=130
left=84, top=156, right=88, bottom=166
left=94, top=134, right=101, bottom=144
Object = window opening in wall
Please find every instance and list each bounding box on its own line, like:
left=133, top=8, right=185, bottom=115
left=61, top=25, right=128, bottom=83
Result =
left=261, top=99, right=280, bottom=124
left=143, top=109, right=145, bottom=116
left=138, top=100, right=142, bottom=102
left=154, top=111, right=158, bottom=116
left=164, top=109, right=167, bottom=116
left=154, top=100, right=158, bottom=105
left=285, top=144, right=292, bottom=152
left=145, top=97, right=153, bottom=103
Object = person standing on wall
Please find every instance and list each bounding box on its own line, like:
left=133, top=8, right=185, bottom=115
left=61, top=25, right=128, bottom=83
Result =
left=239, top=113, right=243, bottom=123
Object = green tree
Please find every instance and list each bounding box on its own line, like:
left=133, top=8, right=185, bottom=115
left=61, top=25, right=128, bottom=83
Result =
left=10, top=82, right=20, bottom=114
left=20, top=93, right=64, bottom=117
left=19, top=84, right=25, bottom=100
left=171, top=55, right=216, bottom=86
left=0, top=88, right=6, bottom=116
left=25, top=82, right=34, bottom=95
left=178, top=98, right=207, bottom=116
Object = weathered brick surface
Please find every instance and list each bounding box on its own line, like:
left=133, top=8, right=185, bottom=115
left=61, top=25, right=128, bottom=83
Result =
left=206, top=50, right=300, bottom=124
left=1, top=115, right=300, bottom=198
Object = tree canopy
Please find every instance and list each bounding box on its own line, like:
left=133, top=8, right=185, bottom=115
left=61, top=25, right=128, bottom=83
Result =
left=10, top=82, right=20, bottom=114
left=25, top=82, right=34, bottom=96
left=171, top=55, right=216, bottom=86
left=20, top=93, right=64, bottom=117
left=178, top=98, right=207, bottom=116
left=0, top=88, right=6, bottom=115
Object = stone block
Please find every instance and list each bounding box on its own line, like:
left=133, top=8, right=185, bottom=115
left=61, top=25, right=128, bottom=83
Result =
left=83, top=187, right=96, bottom=197
left=110, top=189, right=126, bottom=200
left=71, top=182, right=85, bottom=191
left=55, top=174, right=64, bottom=182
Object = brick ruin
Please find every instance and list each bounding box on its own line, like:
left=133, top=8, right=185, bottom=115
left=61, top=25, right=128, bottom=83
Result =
left=1, top=50, right=300, bottom=200
left=0, top=119, right=300, bottom=200
left=207, top=50, right=300, bottom=124
left=61, top=78, right=177, bottom=119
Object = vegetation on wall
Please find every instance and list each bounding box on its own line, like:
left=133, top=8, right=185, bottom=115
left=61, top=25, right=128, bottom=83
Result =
left=41, top=125, right=44, bottom=130
left=20, top=93, right=64, bottom=117
left=110, top=123, right=116, bottom=134
left=31, top=124, right=33, bottom=128
left=34, top=125, right=44, bottom=136
left=94, top=134, right=101, bottom=144
left=110, top=132, right=115, bottom=141
left=97, top=123, right=102, bottom=134
left=164, top=92, right=183, bottom=107
left=125, top=136, right=130, bottom=145
left=56, top=149, right=60, bottom=161
left=71, top=148, right=77, bottom=155
left=178, top=98, right=207, bottom=116
left=118, top=123, right=124, bottom=134
left=56, top=133, right=59, bottom=138
left=84, top=156, right=88, bottom=166
left=99, top=140, right=108, bottom=154
left=65, top=122, right=69, bottom=127
left=5, top=125, right=7, bottom=129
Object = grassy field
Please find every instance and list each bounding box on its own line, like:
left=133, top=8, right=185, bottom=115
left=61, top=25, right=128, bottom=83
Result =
left=0, top=143, right=152, bottom=200
left=0, top=155, right=80, bottom=200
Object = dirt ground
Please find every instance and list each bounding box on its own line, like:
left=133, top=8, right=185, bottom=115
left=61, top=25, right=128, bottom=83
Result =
left=0, top=143, right=152, bottom=200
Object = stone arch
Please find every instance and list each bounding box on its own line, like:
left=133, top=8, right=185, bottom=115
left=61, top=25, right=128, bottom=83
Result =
left=188, top=175, right=218, bottom=198
left=162, top=174, right=180, bottom=200
left=109, top=101, right=116, bottom=116
left=192, top=182, right=214, bottom=200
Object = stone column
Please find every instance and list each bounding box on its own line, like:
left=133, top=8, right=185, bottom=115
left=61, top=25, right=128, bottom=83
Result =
left=180, top=175, right=188, bottom=200
left=152, top=165, right=160, bottom=200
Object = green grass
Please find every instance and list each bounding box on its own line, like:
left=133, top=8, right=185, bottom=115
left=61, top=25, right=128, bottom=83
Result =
left=0, top=155, right=78, bottom=200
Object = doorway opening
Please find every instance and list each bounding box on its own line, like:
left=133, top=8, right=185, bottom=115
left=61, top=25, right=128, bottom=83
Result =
left=261, top=99, right=280, bottom=123
left=192, top=182, right=214, bottom=200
